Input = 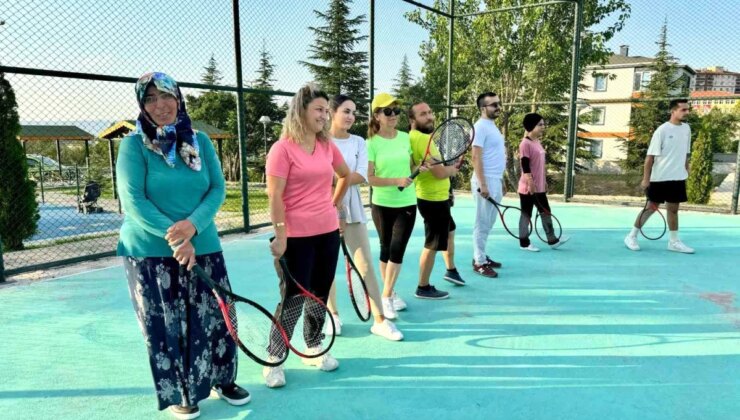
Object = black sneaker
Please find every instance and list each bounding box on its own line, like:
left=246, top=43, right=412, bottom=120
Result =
left=213, top=383, right=251, bottom=406
left=443, top=268, right=465, bottom=286
left=168, top=405, right=200, bottom=420
left=415, top=285, right=450, bottom=300
left=472, top=255, right=502, bottom=269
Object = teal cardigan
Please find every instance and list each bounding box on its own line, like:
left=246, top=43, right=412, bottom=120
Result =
left=116, top=131, right=225, bottom=257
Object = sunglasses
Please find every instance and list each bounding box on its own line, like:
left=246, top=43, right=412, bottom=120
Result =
left=380, top=107, right=402, bottom=116
left=482, top=102, right=501, bottom=109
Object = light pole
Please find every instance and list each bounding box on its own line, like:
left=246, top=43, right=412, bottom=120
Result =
left=258, top=115, right=271, bottom=156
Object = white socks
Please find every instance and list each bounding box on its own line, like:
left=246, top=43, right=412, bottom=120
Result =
left=629, top=227, right=639, bottom=238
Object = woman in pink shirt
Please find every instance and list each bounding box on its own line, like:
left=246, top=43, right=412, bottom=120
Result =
left=263, top=83, right=350, bottom=388
left=517, top=113, right=569, bottom=251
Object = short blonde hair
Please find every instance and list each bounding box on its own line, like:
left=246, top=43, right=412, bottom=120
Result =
left=281, top=83, right=330, bottom=143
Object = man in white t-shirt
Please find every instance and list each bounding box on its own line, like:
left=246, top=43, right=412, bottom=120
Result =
left=625, top=99, right=694, bottom=253
left=471, top=92, right=507, bottom=277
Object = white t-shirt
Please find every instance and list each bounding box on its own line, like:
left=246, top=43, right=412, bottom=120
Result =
left=472, top=118, right=506, bottom=179
left=332, top=134, right=368, bottom=224
left=646, top=122, right=691, bottom=182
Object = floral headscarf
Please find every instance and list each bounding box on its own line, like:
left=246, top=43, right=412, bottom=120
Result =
left=134, top=72, right=201, bottom=171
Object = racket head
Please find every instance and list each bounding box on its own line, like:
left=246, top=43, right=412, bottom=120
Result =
left=275, top=257, right=336, bottom=359
left=500, top=205, right=532, bottom=240
left=191, top=265, right=288, bottom=367
left=341, top=237, right=371, bottom=322
left=534, top=212, right=563, bottom=244
left=431, top=117, right=475, bottom=164
left=638, top=200, right=666, bottom=240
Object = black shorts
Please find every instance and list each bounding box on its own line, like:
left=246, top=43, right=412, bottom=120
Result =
left=417, top=198, right=456, bottom=251
left=647, top=180, right=687, bottom=204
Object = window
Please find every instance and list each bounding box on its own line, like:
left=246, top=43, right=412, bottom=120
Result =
left=591, top=107, right=606, bottom=125
left=594, top=74, right=607, bottom=91
left=589, top=140, right=603, bottom=158
left=633, top=71, right=652, bottom=91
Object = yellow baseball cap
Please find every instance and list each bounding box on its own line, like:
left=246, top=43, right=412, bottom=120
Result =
left=371, top=92, right=398, bottom=111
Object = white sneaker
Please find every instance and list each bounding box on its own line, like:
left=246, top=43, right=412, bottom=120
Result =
left=370, top=319, right=404, bottom=341
left=324, top=313, right=342, bottom=336
left=382, top=297, right=397, bottom=320
left=668, top=240, right=694, bottom=254
left=301, top=346, right=339, bottom=371
left=624, top=234, right=640, bottom=251
left=550, top=235, right=570, bottom=249
left=262, top=364, right=286, bottom=388
left=520, top=244, right=540, bottom=252
left=391, top=291, right=407, bottom=311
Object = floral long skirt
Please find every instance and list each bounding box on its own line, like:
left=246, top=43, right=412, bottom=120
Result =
left=123, top=252, right=237, bottom=410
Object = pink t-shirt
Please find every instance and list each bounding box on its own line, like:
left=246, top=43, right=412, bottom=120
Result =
left=266, top=138, right=345, bottom=237
left=517, top=137, right=547, bottom=194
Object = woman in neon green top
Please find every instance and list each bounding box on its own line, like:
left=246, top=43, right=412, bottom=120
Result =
left=367, top=92, right=425, bottom=320
left=117, top=72, right=248, bottom=419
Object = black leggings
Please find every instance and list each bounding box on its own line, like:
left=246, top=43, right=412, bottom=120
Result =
left=371, top=204, right=416, bottom=264
left=519, top=193, right=557, bottom=247
left=271, top=230, right=340, bottom=354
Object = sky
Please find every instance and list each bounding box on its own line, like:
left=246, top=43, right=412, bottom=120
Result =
left=1, top=0, right=738, bottom=132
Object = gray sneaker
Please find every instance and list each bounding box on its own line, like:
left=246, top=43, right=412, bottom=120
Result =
left=443, top=268, right=465, bottom=286
left=415, top=285, right=450, bottom=300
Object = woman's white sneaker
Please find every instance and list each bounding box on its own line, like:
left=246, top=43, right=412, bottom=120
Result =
left=520, top=244, right=540, bottom=252
left=370, top=319, right=404, bottom=341
left=301, top=346, right=339, bottom=371
left=262, top=364, right=286, bottom=388
left=382, top=297, right=397, bottom=319
left=391, top=291, right=407, bottom=311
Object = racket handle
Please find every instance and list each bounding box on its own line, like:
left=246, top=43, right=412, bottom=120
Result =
left=397, top=168, right=421, bottom=191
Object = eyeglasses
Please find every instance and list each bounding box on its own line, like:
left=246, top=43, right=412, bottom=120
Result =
left=143, top=92, right=177, bottom=106
left=482, top=102, right=501, bottom=109
left=380, top=107, right=402, bottom=116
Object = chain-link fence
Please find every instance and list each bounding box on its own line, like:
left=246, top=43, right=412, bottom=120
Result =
left=2, top=0, right=739, bottom=279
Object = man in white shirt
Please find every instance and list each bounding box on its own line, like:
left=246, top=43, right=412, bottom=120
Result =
left=625, top=99, right=694, bottom=253
left=471, top=92, right=507, bottom=277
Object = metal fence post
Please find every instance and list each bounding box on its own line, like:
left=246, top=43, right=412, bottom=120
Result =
left=446, top=0, right=455, bottom=119
left=232, top=0, right=250, bottom=232
left=732, top=142, right=740, bottom=214
left=0, top=234, right=5, bottom=283
left=563, top=0, right=584, bottom=201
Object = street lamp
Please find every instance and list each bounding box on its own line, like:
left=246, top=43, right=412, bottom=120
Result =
left=258, top=115, right=271, bottom=156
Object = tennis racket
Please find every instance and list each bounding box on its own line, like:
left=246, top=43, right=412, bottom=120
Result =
left=477, top=188, right=532, bottom=240
left=340, top=235, right=371, bottom=322
left=637, top=192, right=666, bottom=240
left=533, top=195, right=563, bottom=244
left=190, top=264, right=289, bottom=367
left=399, top=117, right=475, bottom=191
left=273, top=254, right=336, bottom=359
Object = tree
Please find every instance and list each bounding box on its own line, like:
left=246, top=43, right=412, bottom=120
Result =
left=620, top=22, right=689, bottom=171
left=300, top=0, right=368, bottom=112
left=0, top=72, right=39, bottom=250
left=201, top=54, right=223, bottom=86
left=244, top=42, right=284, bottom=161
left=686, top=127, right=713, bottom=204
left=406, top=0, right=630, bottom=189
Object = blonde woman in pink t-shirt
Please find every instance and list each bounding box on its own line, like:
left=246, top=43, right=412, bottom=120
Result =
left=263, top=83, right=351, bottom=388
left=517, top=113, right=569, bottom=251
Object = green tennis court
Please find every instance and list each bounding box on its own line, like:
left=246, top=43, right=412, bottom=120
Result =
left=1, top=196, right=739, bottom=420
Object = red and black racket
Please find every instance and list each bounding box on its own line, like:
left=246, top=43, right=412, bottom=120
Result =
left=637, top=190, right=666, bottom=240
left=191, top=264, right=289, bottom=367
left=340, top=234, right=371, bottom=322
left=532, top=195, right=563, bottom=244
left=273, top=255, right=336, bottom=359
left=477, top=188, right=533, bottom=240
left=399, top=117, right=475, bottom=191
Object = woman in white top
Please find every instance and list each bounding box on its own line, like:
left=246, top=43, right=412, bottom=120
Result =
left=327, top=94, right=403, bottom=341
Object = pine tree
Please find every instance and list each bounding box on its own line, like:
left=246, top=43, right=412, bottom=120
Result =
left=300, top=0, right=368, bottom=111
left=201, top=54, right=223, bottom=86
left=686, top=127, right=713, bottom=204
left=621, top=22, right=689, bottom=171
left=393, top=55, right=414, bottom=103
left=0, top=72, right=39, bottom=250
left=245, top=41, right=284, bottom=161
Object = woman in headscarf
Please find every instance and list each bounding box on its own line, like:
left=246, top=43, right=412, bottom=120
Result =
left=117, top=72, right=248, bottom=420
